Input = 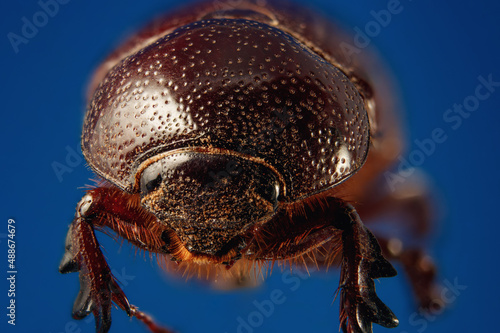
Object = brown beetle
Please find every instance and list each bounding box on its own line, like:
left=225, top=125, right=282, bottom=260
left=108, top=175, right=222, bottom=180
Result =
left=59, top=1, right=442, bottom=332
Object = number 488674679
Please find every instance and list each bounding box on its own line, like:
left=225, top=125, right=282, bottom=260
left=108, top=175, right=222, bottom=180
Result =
left=7, top=219, right=15, bottom=270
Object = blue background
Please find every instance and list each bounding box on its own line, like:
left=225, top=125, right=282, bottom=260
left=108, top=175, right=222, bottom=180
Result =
left=2, top=0, right=499, bottom=332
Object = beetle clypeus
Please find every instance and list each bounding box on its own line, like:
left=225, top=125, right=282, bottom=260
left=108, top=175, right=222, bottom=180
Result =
left=59, top=1, right=442, bottom=332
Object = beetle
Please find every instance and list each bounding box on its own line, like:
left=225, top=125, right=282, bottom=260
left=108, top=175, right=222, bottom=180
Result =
left=59, top=0, right=443, bottom=332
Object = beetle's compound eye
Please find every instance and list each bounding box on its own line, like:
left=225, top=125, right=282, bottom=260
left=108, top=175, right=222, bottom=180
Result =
left=77, top=194, right=93, bottom=217
left=258, top=179, right=280, bottom=208
left=140, top=161, right=163, bottom=194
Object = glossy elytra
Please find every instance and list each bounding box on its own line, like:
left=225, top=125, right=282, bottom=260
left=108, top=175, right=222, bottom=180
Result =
left=60, top=1, right=443, bottom=332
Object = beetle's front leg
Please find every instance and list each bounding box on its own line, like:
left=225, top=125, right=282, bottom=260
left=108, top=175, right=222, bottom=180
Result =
left=329, top=199, right=399, bottom=333
left=59, top=210, right=130, bottom=332
left=249, top=198, right=399, bottom=333
left=59, top=189, right=173, bottom=333
left=354, top=173, right=443, bottom=311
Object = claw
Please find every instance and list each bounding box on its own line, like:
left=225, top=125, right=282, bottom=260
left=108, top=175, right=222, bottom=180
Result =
left=66, top=220, right=121, bottom=332
left=366, top=231, right=397, bottom=280
left=72, top=273, right=95, bottom=319
left=59, top=224, right=80, bottom=274
left=340, top=255, right=399, bottom=333
left=72, top=271, right=124, bottom=333
left=357, top=258, right=399, bottom=328
left=70, top=270, right=132, bottom=333
left=92, top=289, right=112, bottom=333
left=338, top=206, right=399, bottom=333
left=60, top=200, right=173, bottom=333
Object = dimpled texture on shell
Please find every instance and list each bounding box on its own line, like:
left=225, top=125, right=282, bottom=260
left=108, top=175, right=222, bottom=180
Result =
left=82, top=18, right=369, bottom=201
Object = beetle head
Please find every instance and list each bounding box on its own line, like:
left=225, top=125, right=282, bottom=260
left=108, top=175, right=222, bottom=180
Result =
left=138, top=148, right=282, bottom=255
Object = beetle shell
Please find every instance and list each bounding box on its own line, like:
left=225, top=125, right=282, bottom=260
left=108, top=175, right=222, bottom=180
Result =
left=59, top=2, right=446, bottom=332
left=82, top=18, right=369, bottom=201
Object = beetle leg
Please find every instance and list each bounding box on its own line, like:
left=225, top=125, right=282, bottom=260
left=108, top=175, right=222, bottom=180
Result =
left=355, top=173, right=443, bottom=311
left=378, top=239, right=441, bottom=311
left=329, top=199, right=399, bottom=333
left=59, top=190, right=173, bottom=333
left=248, top=197, right=398, bottom=333
left=60, top=213, right=130, bottom=332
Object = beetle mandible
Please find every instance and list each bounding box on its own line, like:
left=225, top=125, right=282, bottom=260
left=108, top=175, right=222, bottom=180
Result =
left=60, top=0, right=443, bottom=332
